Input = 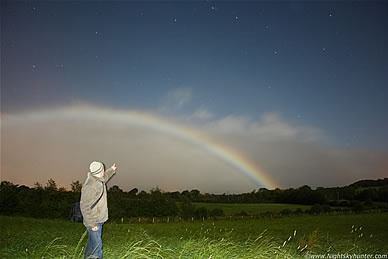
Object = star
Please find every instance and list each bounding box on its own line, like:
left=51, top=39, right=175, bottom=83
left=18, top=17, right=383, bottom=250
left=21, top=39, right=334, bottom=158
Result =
left=235, top=16, right=239, bottom=20
left=274, top=50, right=278, bottom=55
left=95, top=31, right=98, bottom=35
left=174, top=18, right=177, bottom=22
left=32, top=65, right=36, bottom=68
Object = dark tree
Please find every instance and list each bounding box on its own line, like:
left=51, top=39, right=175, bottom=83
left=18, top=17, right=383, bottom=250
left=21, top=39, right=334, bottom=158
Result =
left=45, top=178, right=58, bottom=191
left=180, top=198, right=195, bottom=219
left=70, top=180, right=82, bottom=193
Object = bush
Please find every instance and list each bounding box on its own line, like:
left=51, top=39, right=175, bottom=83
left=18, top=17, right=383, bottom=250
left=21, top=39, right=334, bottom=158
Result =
left=238, top=210, right=248, bottom=216
left=194, top=207, right=208, bottom=219
left=209, top=208, right=225, bottom=218
left=180, top=198, right=195, bottom=219
left=351, top=201, right=364, bottom=212
left=280, top=209, right=292, bottom=215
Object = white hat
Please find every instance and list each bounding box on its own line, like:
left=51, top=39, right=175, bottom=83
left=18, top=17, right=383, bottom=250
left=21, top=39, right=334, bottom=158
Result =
left=89, top=161, right=104, bottom=175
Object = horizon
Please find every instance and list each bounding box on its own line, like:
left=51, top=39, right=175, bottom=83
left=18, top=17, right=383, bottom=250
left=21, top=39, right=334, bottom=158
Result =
left=2, top=176, right=386, bottom=195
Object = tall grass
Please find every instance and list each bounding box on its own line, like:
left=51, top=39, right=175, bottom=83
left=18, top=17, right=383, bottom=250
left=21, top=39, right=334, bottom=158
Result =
left=1, top=214, right=387, bottom=258
left=5, top=226, right=375, bottom=259
left=33, top=229, right=305, bottom=258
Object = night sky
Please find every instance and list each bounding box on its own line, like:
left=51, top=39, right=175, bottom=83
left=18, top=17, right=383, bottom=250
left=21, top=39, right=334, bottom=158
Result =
left=1, top=1, right=387, bottom=193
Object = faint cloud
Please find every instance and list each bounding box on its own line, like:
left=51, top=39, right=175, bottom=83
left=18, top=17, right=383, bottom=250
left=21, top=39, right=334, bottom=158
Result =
left=199, top=112, right=324, bottom=142
left=191, top=107, right=214, bottom=121
left=159, top=88, right=192, bottom=113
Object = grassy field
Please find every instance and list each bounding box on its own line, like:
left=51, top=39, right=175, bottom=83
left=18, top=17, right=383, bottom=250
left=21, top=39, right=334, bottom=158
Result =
left=191, top=202, right=311, bottom=215
left=1, top=213, right=388, bottom=258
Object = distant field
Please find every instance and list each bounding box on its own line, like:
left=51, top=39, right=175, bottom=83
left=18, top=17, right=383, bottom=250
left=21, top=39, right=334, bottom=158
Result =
left=191, top=202, right=311, bottom=215
left=1, top=213, right=387, bottom=258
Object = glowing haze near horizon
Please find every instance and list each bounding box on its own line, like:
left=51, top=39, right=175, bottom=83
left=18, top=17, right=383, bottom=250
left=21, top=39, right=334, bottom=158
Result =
left=1, top=1, right=387, bottom=193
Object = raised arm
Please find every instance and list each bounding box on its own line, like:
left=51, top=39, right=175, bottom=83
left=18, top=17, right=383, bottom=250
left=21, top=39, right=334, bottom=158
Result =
left=103, top=164, right=117, bottom=182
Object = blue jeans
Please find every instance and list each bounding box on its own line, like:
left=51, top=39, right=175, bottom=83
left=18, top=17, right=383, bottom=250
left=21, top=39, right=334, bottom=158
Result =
left=85, top=223, right=104, bottom=259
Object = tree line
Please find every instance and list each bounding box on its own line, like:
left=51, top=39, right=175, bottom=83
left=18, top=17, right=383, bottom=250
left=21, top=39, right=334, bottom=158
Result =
left=1, top=178, right=387, bottom=219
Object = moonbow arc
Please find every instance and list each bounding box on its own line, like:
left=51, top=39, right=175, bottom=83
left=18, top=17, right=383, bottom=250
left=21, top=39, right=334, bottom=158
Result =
left=3, top=105, right=279, bottom=189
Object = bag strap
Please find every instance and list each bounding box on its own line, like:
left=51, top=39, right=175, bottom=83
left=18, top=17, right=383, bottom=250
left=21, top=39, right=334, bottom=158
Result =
left=90, top=182, right=104, bottom=210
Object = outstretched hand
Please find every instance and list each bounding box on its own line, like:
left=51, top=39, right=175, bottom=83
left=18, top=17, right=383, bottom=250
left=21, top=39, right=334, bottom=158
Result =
left=111, top=163, right=117, bottom=172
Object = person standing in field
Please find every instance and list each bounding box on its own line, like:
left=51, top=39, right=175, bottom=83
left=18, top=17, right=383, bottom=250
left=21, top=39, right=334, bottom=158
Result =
left=80, top=161, right=117, bottom=259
